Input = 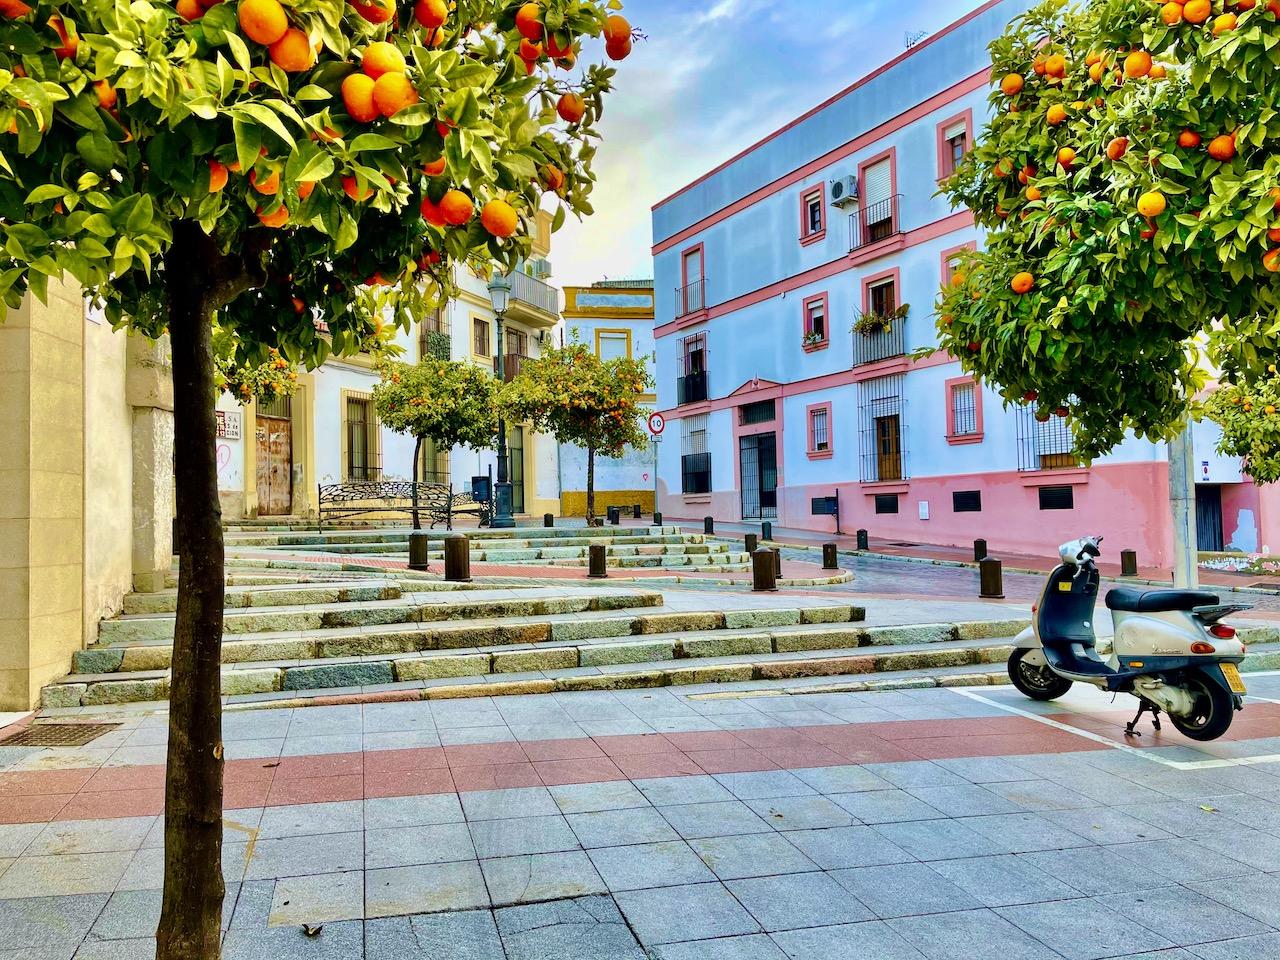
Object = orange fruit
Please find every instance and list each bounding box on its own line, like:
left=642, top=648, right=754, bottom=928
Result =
left=1213, top=12, right=1237, bottom=33
left=1149, top=64, right=1166, bottom=79
left=1271, top=187, right=1280, bottom=209
left=1124, top=50, right=1152, bottom=78
left=342, top=175, right=372, bottom=201
left=257, top=205, right=289, bottom=228
left=250, top=168, right=280, bottom=194
left=1018, top=164, right=1036, bottom=185
left=1267, top=406, right=1278, bottom=415
left=1000, top=72, right=1024, bottom=96
left=545, top=33, right=572, bottom=58
left=292, top=297, right=305, bottom=314
left=1160, top=1, right=1183, bottom=24
left=1184, top=0, right=1211, bottom=22
left=1011, top=271, right=1034, bottom=294
left=413, top=0, right=447, bottom=28
left=515, top=2, right=543, bottom=40
left=1267, top=224, right=1280, bottom=243
left=297, top=180, right=315, bottom=199
left=1057, top=146, right=1076, bottom=169
left=605, top=35, right=631, bottom=60
left=238, top=0, right=287, bottom=45
left=440, top=189, right=473, bottom=225
left=1025, top=186, right=1042, bottom=201
left=993, top=158, right=1012, bottom=178
left=269, top=28, right=314, bottom=72
left=207, top=159, right=228, bottom=192
left=519, top=38, right=543, bottom=60
left=1137, top=191, right=1166, bottom=217
left=423, top=156, right=446, bottom=176
left=1264, top=248, right=1280, bottom=272
left=1032, top=56, right=1046, bottom=75
left=93, top=79, right=117, bottom=109
left=49, top=14, right=78, bottom=60
left=1045, top=103, right=1067, bottom=125
left=350, top=0, right=394, bottom=24
left=0, top=0, right=33, bottom=17
left=362, top=41, right=405, bottom=79
left=1044, top=54, right=1066, bottom=77
left=1208, top=133, right=1236, bottom=161
left=480, top=198, right=518, bottom=237
left=1177, top=129, right=1201, bottom=149
left=603, top=14, right=630, bottom=44
left=557, top=92, right=585, bottom=123
left=372, top=72, right=419, bottom=117
left=176, top=0, right=204, bottom=21
left=420, top=195, right=448, bottom=226
left=540, top=163, right=564, bottom=192
left=1106, top=136, right=1128, bottom=160
left=341, top=73, right=379, bottom=123
left=436, top=117, right=456, bottom=137
left=1088, top=62, right=1105, bottom=82
left=1237, top=0, right=1257, bottom=9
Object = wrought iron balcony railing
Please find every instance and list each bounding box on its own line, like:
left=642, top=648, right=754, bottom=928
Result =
left=500, top=352, right=531, bottom=382
left=849, top=194, right=903, bottom=251
left=676, top=369, right=708, bottom=405
left=510, top=270, right=559, bottom=315
left=675, top=278, right=706, bottom=317
left=851, top=312, right=906, bottom=367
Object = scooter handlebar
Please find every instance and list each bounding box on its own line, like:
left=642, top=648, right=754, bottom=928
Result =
left=1059, top=536, right=1103, bottom=567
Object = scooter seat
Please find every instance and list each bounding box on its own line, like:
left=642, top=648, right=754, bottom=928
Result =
left=1104, top=587, right=1218, bottom=613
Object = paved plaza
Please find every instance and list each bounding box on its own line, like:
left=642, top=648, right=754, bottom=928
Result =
left=3, top=670, right=1280, bottom=959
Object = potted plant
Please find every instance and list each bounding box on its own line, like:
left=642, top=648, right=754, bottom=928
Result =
left=853, top=302, right=910, bottom=337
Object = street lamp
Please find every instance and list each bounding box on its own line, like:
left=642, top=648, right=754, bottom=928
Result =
left=487, top=273, right=515, bottom=528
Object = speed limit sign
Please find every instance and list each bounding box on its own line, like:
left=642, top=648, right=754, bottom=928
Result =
left=647, top=412, right=666, bottom=435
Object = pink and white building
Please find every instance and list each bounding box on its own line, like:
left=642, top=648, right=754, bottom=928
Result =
left=651, top=0, right=1280, bottom=564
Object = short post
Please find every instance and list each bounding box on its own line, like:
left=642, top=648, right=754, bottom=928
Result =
left=632, top=504, right=642, bottom=519
left=544, top=513, right=554, bottom=528
left=653, top=511, right=663, bottom=527
left=761, top=521, right=772, bottom=541
left=1120, top=549, right=1138, bottom=577
left=408, top=531, right=430, bottom=571
left=856, top=529, right=869, bottom=551
left=979, top=557, right=1004, bottom=599
left=587, top=543, right=608, bottom=579
left=744, top=533, right=758, bottom=554
left=772, top=547, right=782, bottom=577
left=822, top=542, right=838, bottom=570
left=752, top=547, right=777, bottom=592
left=973, top=538, right=988, bottom=562
left=444, top=534, right=471, bottom=583
left=704, top=516, right=714, bottom=535
left=608, top=506, right=620, bottom=526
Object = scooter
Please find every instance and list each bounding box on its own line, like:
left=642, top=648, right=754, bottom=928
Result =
left=1007, top=536, right=1251, bottom=741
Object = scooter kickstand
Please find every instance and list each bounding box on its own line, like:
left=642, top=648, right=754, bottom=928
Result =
left=1124, top=701, right=1152, bottom=737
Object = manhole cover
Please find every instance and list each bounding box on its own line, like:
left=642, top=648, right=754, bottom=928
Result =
left=888, top=542, right=922, bottom=548
left=1248, top=581, right=1279, bottom=590
left=0, top=723, right=120, bottom=747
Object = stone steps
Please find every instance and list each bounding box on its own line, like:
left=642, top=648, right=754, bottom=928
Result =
left=223, top=526, right=686, bottom=548
left=122, top=580, right=404, bottom=615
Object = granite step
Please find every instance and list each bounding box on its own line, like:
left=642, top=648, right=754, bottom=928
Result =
left=223, top=526, right=687, bottom=548
left=122, top=580, right=403, bottom=615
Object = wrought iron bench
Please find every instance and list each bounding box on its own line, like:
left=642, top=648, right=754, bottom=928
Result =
left=316, top=481, right=491, bottom=532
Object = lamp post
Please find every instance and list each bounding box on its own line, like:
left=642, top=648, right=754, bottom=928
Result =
left=487, top=273, right=515, bottom=528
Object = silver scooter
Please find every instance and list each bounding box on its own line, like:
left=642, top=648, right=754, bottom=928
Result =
left=1007, top=536, right=1251, bottom=741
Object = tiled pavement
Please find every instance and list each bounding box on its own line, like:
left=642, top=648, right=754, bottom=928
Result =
left=3, top=678, right=1280, bottom=958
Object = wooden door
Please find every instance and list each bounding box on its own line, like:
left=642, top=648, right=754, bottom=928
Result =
left=256, top=415, right=293, bottom=515
left=875, top=415, right=902, bottom=481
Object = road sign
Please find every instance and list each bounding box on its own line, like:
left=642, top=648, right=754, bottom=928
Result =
left=647, top=412, right=666, bottom=435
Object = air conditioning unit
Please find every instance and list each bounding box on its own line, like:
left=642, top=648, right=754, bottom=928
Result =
left=830, top=174, right=859, bottom=207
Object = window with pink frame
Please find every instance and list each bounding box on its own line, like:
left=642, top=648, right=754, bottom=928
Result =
left=807, top=403, right=832, bottom=458
left=802, top=294, right=828, bottom=347
left=800, top=186, right=825, bottom=243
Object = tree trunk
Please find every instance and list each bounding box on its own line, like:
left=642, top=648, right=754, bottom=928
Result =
left=586, top=444, right=596, bottom=528
left=412, top=435, right=423, bottom=530
left=156, top=224, right=255, bottom=960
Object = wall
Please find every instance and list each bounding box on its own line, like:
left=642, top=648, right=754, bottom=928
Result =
left=215, top=392, right=249, bottom=518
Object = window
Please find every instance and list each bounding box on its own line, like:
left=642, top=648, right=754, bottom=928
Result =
left=809, top=406, right=829, bottom=453
left=874, top=494, right=899, bottom=514
left=678, top=247, right=704, bottom=316
left=952, top=490, right=982, bottom=513
left=677, top=333, right=707, bottom=405
left=858, top=156, right=896, bottom=244
left=596, top=329, right=631, bottom=361
left=869, top=278, right=896, bottom=317
left=1039, top=486, right=1075, bottom=510
left=419, top=436, right=450, bottom=485
left=472, top=317, right=491, bottom=357
left=939, top=117, right=969, bottom=178
left=1016, top=405, right=1077, bottom=471
left=344, top=395, right=380, bottom=481
left=739, top=399, right=775, bottom=425
left=681, top=413, right=711, bottom=494
left=419, top=308, right=451, bottom=361
left=800, top=184, right=826, bottom=243
left=950, top=381, right=978, bottom=437
left=858, top=374, right=906, bottom=482
left=803, top=294, right=827, bottom=344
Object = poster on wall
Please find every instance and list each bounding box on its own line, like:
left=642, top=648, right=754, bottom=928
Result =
left=216, top=410, right=243, bottom=441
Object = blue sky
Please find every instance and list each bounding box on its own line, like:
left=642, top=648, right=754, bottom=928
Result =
left=552, top=0, right=980, bottom=289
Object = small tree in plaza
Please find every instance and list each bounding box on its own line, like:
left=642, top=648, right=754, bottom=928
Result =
left=500, top=340, right=650, bottom=525
left=373, top=355, right=498, bottom=524
left=0, top=0, right=636, bottom=954
left=937, top=0, right=1280, bottom=463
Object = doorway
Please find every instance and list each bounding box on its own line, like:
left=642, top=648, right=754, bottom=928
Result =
left=508, top=425, right=525, bottom=514
left=1195, top=485, right=1224, bottom=552
left=255, top=395, right=293, bottom=516
left=875, top=414, right=903, bottom=482
left=739, top=432, right=778, bottom=520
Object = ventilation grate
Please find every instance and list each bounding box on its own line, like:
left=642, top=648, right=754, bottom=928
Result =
left=0, top=722, right=120, bottom=747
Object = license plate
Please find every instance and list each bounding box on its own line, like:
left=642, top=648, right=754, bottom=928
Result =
left=1221, top=663, right=1247, bottom=695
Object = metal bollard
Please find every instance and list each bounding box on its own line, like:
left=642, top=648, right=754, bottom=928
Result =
left=822, top=543, right=838, bottom=570
left=752, top=548, right=778, bottom=592
left=408, top=531, right=430, bottom=571
left=544, top=513, right=555, bottom=528
left=856, top=529, right=869, bottom=551
left=444, top=534, right=471, bottom=583
left=587, top=543, right=608, bottom=579
left=1120, top=549, right=1138, bottom=577
left=979, top=557, right=1004, bottom=599
left=974, top=539, right=988, bottom=562
left=608, top=506, right=620, bottom=526
left=633, top=504, right=642, bottom=519
left=773, top=547, right=782, bottom=577
left=653, top=511, right=663, bottom=527
left=761, top=521, right=773, bottom=542
left=704, top=516, right=715, bottom=535
left=745, top=533, right=758, bottom=555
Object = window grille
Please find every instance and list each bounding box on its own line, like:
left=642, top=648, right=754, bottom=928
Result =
left=951, top=382, right=978, bottom=436
left=858, top=374, right=907, bottom=482
left=1039, top=485, right=1075, bottom=510
left=811, top=408, right=829, bottom=451
left=739, top=400, right=776, bottom=425
left=258, top=394, right=291, bottom=419
left=874, top=494, right=899, bottom=514
left=346, top=397, right=379, bottom=480
left=1015, top=405, right=1078, bottom=471
left=681, top=413, right=711, bottom=494
left=677, top=333, right=708, bottom=404
left=472, top=318, right=490, bottom=357
left=952, top=490, right=982, bottom=512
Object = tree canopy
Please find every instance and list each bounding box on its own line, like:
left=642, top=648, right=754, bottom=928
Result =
left=938, top=0, right=1280, bottom=462
left=373, top=353, right=498, bottom=451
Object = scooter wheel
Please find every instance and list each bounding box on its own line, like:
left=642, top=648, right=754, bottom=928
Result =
left=1169, top=673, right=1236, bottom=742
left=1007, top=649, right=1074, bottom=701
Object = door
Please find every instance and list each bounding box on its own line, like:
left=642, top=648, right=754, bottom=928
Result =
left=1196, top=485, right=1224, bottom=552
left=739, top=432, right=778, bottom=520
left=255, top=415, right=293, bottom=515
left=875, top=415, right=902, bottom=481
left=508, top=425, right=525, bottom=514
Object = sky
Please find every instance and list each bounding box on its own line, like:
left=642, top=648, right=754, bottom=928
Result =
left=551, top=0, right=980, bottom=290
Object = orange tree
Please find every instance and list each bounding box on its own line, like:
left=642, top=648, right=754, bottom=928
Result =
left=500, top=339, right=649, bottom=524
left=0, top=0, right=636, bottom=955
left=372, top=355, right=498, bottom=524
left=938, top=0, right=1280, bottom=463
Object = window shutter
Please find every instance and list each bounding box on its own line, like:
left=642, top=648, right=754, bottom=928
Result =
left=862, top=159, right=892, bottom=209
left=943, top=121, right=967, bottom=142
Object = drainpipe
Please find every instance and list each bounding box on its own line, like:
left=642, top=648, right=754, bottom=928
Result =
left=1169, top=427, right=1199, bottom=588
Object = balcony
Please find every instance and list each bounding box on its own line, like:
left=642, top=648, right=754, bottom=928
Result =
left=848, top=194, right=903, bottom=255
left=851, top=311, right=906, bottom=367
left=506, top=270, right=560, bottom=329
left=675, top=278, right=707, bottom=319
left=677, top=370, right=708, bottom=405
left=500, top=351, right=531, bottom=382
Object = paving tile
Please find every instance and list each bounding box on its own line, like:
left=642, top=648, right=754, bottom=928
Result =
left=928, top=855, right=1082, bottom=908
left=269, top=871, right=363, bottom=927
left=547, top=780, right=649, bottom=814
left=1190, top=934, right=1280, bottom=960
left=772, top=919, right=929, bottom=960
left=362, top=793, right=463, bottom=829
left=115, top=841, right=248, bottom=890
left=745, top=795, right=856, bottom=830
left=72, top=939, right=154, bottom=960
left=257, top=801, right=363, bottom=838
left=534, top=756, right=628, bottom=786
left=1021, top=845, right=1174, bottom=897
left=0, top=822, right=42, bottom=858
left=468, top=814, right=578, bottom=859
left=0, top=893, right=109, bottom=952
left=634, top=775, right=735, bottom=806
left=244, top=832, right=363, bottom=880
left=481, top=850, right=607, bottom=906
left=459, top=786, right=559, bottom=822
left=998, top=898, right=1176, bottom=960
left=364, top=821, right=475, bottom=869
left=713, top=770, right=816, bottom=800
left=616, top=881, right=761, bottom=945
left=449, top=763, right=542, bottom=793
left=656, top=801, right=773, bottom=840
left=497, top=894, right=646, bottom=960
left=1040, top=807, right=1172, bottom=844
left=566, top=807, right=679, bottom=848
left=889, top=908, right=1068, bottom=960
left=792, top=765, right=892, bottom=794
left=782, top=824, right=913, bottom=870
left=726, top=871, right=874, bottom=932
left=872, top=818, right=1014, bottom=861
left=688, top=832, right=817, bottom=881
left=1109, top=838, right=1254, bottom=884
left=831, top=862, right=981, bottom=919
left=365, top=910, right=503, bottom=960
left=905, top=784, right=1026, bottom=818
left=586, top=840, right=716, bottom=892
left=1189, top=872, right=1280, bottom=928
left=651, top=934, right=788, bottom=960
left=1098, top=887, right=1273, bottom=947
left=365, top=860, right=490, bottom=918
left=0, top=850, right=133, bottom=898
left=27, top=818, right=155, bottom=857
left=830, top=789, right=947, bottom=824
left=963, top=812, right=1095, bottom=853
left=221, top=918, right=365, bottom=959
left=90, top=886, right=235, bottom=939
left=933, top=757, right=1043, bottom=784
left=863, top=761, right=967, bottom=788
